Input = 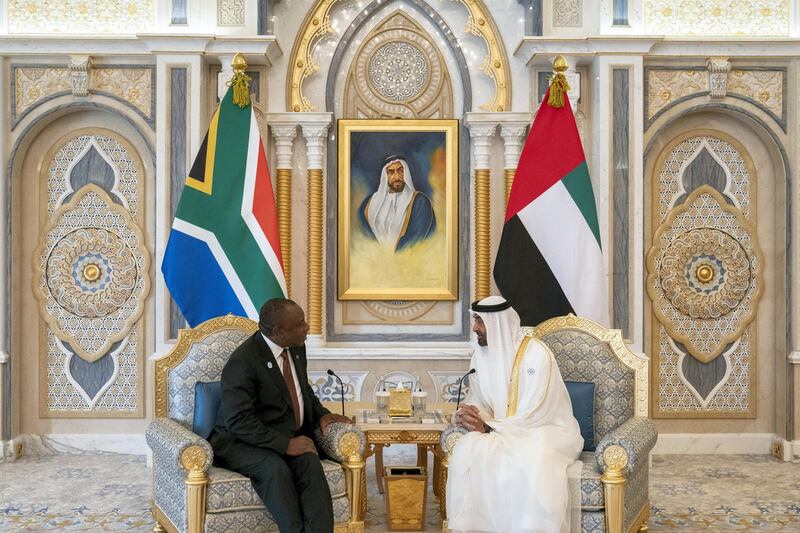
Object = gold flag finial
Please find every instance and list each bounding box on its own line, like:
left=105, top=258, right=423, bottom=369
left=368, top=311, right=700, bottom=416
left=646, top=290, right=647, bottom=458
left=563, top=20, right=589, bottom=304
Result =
left=227, top=53, right=252, bottom=108
left=547, top=55, right=571, bottom=109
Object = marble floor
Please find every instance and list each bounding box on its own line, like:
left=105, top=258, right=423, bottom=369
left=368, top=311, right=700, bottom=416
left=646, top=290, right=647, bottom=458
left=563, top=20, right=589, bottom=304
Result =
left=1, top=444, right=799, bottom=531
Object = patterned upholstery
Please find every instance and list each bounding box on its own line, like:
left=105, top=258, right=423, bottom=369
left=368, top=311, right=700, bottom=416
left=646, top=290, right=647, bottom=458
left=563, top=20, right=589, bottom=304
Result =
left=206, top=460, right=347, bottom=512
left=581, top=510, right=605, bottom=533
left=167, top=328, right=253, bottom=429
left=203, top=494, right=350, bottom=533
left=147, top=317, right=364, bottom=533
left=595, top=416, right=658, bottom=476
left=540, top=329, right=635, bottom=444
left=579, top=452, right=603, bottom=510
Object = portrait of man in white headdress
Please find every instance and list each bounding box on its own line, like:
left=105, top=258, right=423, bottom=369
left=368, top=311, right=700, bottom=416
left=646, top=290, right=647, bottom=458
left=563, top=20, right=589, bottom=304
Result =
left=357, top=155, right=436, bottom=251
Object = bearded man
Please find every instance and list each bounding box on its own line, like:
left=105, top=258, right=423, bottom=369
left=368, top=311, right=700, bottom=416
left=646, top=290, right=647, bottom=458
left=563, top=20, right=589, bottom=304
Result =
left=358, top=155, right=435, bottom=251
left=446, top=296, right=583, bottom=533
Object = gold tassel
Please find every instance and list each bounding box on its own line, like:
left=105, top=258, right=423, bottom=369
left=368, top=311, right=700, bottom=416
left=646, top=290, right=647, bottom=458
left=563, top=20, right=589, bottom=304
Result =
left=227, top=52, right=251, bottom=108
left=547, top=55, right=571, bottom=109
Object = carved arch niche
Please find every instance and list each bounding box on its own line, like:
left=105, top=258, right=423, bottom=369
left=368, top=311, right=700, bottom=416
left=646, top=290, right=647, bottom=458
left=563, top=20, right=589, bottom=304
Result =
left=343, top=11, right=454, bottom=119
left=645, top=111, right=784, bottom=420
left=12, top=108, right=152, bottom=419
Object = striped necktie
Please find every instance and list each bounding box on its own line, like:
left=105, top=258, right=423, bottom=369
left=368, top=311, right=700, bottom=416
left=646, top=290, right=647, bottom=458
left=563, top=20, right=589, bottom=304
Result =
left=280, top=349, right=302, bottom=430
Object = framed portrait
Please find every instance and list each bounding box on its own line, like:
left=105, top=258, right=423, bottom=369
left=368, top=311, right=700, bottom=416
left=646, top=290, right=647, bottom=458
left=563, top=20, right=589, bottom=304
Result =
left=337, top=119, right=459, bottom=300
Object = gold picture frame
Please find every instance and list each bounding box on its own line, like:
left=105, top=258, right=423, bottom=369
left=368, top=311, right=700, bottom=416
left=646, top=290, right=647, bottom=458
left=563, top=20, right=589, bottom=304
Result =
left=337, top=119, right=459, bottom=300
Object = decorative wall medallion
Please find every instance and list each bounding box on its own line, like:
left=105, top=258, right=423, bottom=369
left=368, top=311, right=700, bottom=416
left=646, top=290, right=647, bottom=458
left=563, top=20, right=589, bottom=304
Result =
left=345, top=12, right=452, bottom=119
left=659, top=227, right=751, bottom=320
left=648, top=186, right=761, bottom=362
left=35, top=184, right=150, bottom=362
left=46, top=228, right=138, bottom=319
left=367, top=41, right=430, bottom=102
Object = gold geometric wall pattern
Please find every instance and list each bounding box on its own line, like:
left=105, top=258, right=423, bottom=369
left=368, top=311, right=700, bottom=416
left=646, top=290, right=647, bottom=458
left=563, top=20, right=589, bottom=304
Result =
left=647, top=131, right=761, bottom=417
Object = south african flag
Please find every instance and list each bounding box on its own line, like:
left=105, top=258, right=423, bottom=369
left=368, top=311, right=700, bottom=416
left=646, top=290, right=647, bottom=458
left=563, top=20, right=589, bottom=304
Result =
left=161, top=88, right=286, bottom=327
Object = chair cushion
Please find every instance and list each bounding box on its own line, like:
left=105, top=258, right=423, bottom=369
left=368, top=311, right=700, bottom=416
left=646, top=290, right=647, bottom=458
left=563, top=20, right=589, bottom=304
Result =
left=579, top=451, right=604, bottom=510
left=192, top=381, right=221, bottom=439
left=206, top=459, right=347, bottom=513
left=565, top=380, right=595, bottom=451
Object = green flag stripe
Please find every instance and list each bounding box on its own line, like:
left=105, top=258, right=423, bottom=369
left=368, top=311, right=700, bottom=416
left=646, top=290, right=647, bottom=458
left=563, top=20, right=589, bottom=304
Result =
left=175, top=92, right=284, bottom=303
left=560, top=161, right=601, bottom=248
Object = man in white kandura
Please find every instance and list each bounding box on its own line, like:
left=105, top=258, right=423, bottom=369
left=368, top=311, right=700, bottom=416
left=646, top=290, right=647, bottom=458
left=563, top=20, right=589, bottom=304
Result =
left=447, top=296, right=583, bottom=533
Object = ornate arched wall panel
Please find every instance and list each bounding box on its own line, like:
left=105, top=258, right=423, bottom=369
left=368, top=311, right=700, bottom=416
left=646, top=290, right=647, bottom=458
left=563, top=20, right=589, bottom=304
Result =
left=33, top=130, right=149, bottom=416
left=647, top=130, right=763, bottom=417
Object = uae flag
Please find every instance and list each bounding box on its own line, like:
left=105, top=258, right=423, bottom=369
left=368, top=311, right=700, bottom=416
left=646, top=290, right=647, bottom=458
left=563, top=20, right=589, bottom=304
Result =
left=494, top=87, right=608, bottom=327
left=161, top=84, right=286, bottom=327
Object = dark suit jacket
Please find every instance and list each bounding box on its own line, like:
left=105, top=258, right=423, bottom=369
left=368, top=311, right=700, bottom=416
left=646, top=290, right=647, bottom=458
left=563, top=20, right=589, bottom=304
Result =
left=210, top=332, right=330, bottom=469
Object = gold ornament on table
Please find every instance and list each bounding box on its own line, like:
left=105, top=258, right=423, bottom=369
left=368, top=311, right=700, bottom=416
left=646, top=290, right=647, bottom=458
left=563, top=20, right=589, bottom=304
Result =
left=227, top=52, right=252, bottom=108
left=388, top=382, right=412, bottom=418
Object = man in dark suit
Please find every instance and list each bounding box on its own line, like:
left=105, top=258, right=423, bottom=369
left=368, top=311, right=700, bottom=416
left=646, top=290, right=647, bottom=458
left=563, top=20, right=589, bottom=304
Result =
left=210, top=298, right=351, bottom=533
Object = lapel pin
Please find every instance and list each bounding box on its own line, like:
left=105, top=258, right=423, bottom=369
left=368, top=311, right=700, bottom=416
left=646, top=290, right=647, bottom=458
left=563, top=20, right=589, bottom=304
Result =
left=267, top=362, right=273, bottom=369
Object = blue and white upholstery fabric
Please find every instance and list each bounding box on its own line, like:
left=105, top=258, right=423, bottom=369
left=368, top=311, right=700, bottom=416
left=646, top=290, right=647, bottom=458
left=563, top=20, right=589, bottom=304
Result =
left=540, top=329, right=636, bottom=444
left=314, top=422, right=366, bottom=463
left=595, top=416, right=657, bottom=476
left=206, top=459, right=348, bottom=513
left=167, top=329, right=252, bottom=429
left=146, top=418, right=214, bottom=531
left=581, top=510, right=605, bottom=533
left=579, top=452, right=603, bottom=510
left=623, top=460, right=649, bottom=529
left=202, top=495, right=350, bottom=533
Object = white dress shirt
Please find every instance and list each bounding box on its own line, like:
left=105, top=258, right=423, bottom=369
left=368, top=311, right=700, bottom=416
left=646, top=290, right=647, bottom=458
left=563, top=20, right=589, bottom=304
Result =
left=262, top=333, right=305, bottom=426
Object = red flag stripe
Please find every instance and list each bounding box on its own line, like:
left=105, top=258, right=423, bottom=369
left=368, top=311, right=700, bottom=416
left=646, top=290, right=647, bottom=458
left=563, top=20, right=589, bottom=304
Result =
left=251, top=139, right=284, bottom=269
left=505, top=88, right=586, bottom=222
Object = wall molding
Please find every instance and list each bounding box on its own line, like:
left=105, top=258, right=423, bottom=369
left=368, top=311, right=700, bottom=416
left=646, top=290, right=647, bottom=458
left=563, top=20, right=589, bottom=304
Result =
left=652, top=432, right=775, bottom=455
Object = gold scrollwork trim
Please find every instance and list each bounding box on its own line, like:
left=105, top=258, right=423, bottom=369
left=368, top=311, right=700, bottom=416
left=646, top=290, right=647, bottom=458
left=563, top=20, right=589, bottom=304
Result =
left=286, top=0, right=510, bottom=112
left=646, top=185, right=764, bottom=363
left=366, top=430, right=442, bottom=445
left=533, top=315, right=649, bottom=417
left=155, top=315, right=258, bottom=418
left=339, top=432, right=362, bottom=459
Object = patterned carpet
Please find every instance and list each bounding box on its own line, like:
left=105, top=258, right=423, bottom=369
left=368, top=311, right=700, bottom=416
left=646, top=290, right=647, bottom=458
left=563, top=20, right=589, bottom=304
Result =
left=1, top=445, right=799, bottom=531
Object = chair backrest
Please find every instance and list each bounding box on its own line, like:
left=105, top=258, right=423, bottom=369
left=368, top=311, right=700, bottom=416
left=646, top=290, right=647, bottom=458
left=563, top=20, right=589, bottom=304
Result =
left=154, top=315, right=258, bottom=429
left=533, top=315, right=648, bottom=444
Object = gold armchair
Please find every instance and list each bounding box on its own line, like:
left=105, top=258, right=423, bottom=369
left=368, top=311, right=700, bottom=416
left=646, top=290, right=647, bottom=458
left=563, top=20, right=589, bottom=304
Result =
left=147, top=315, right=365, bottom=533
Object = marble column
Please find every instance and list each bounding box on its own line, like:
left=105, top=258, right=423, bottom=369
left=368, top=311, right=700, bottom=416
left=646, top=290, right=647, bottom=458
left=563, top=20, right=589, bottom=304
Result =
left=0, top=56, right=9, bottom=443
left=464, top=116, right=498, bottom=301
left=499, top=118, right=531, bottom=206
left=301, top=117, right=332, bottom=337
left=269, top=123, right=297, bottom=297
left=217, top=55, right=235, bottom=101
